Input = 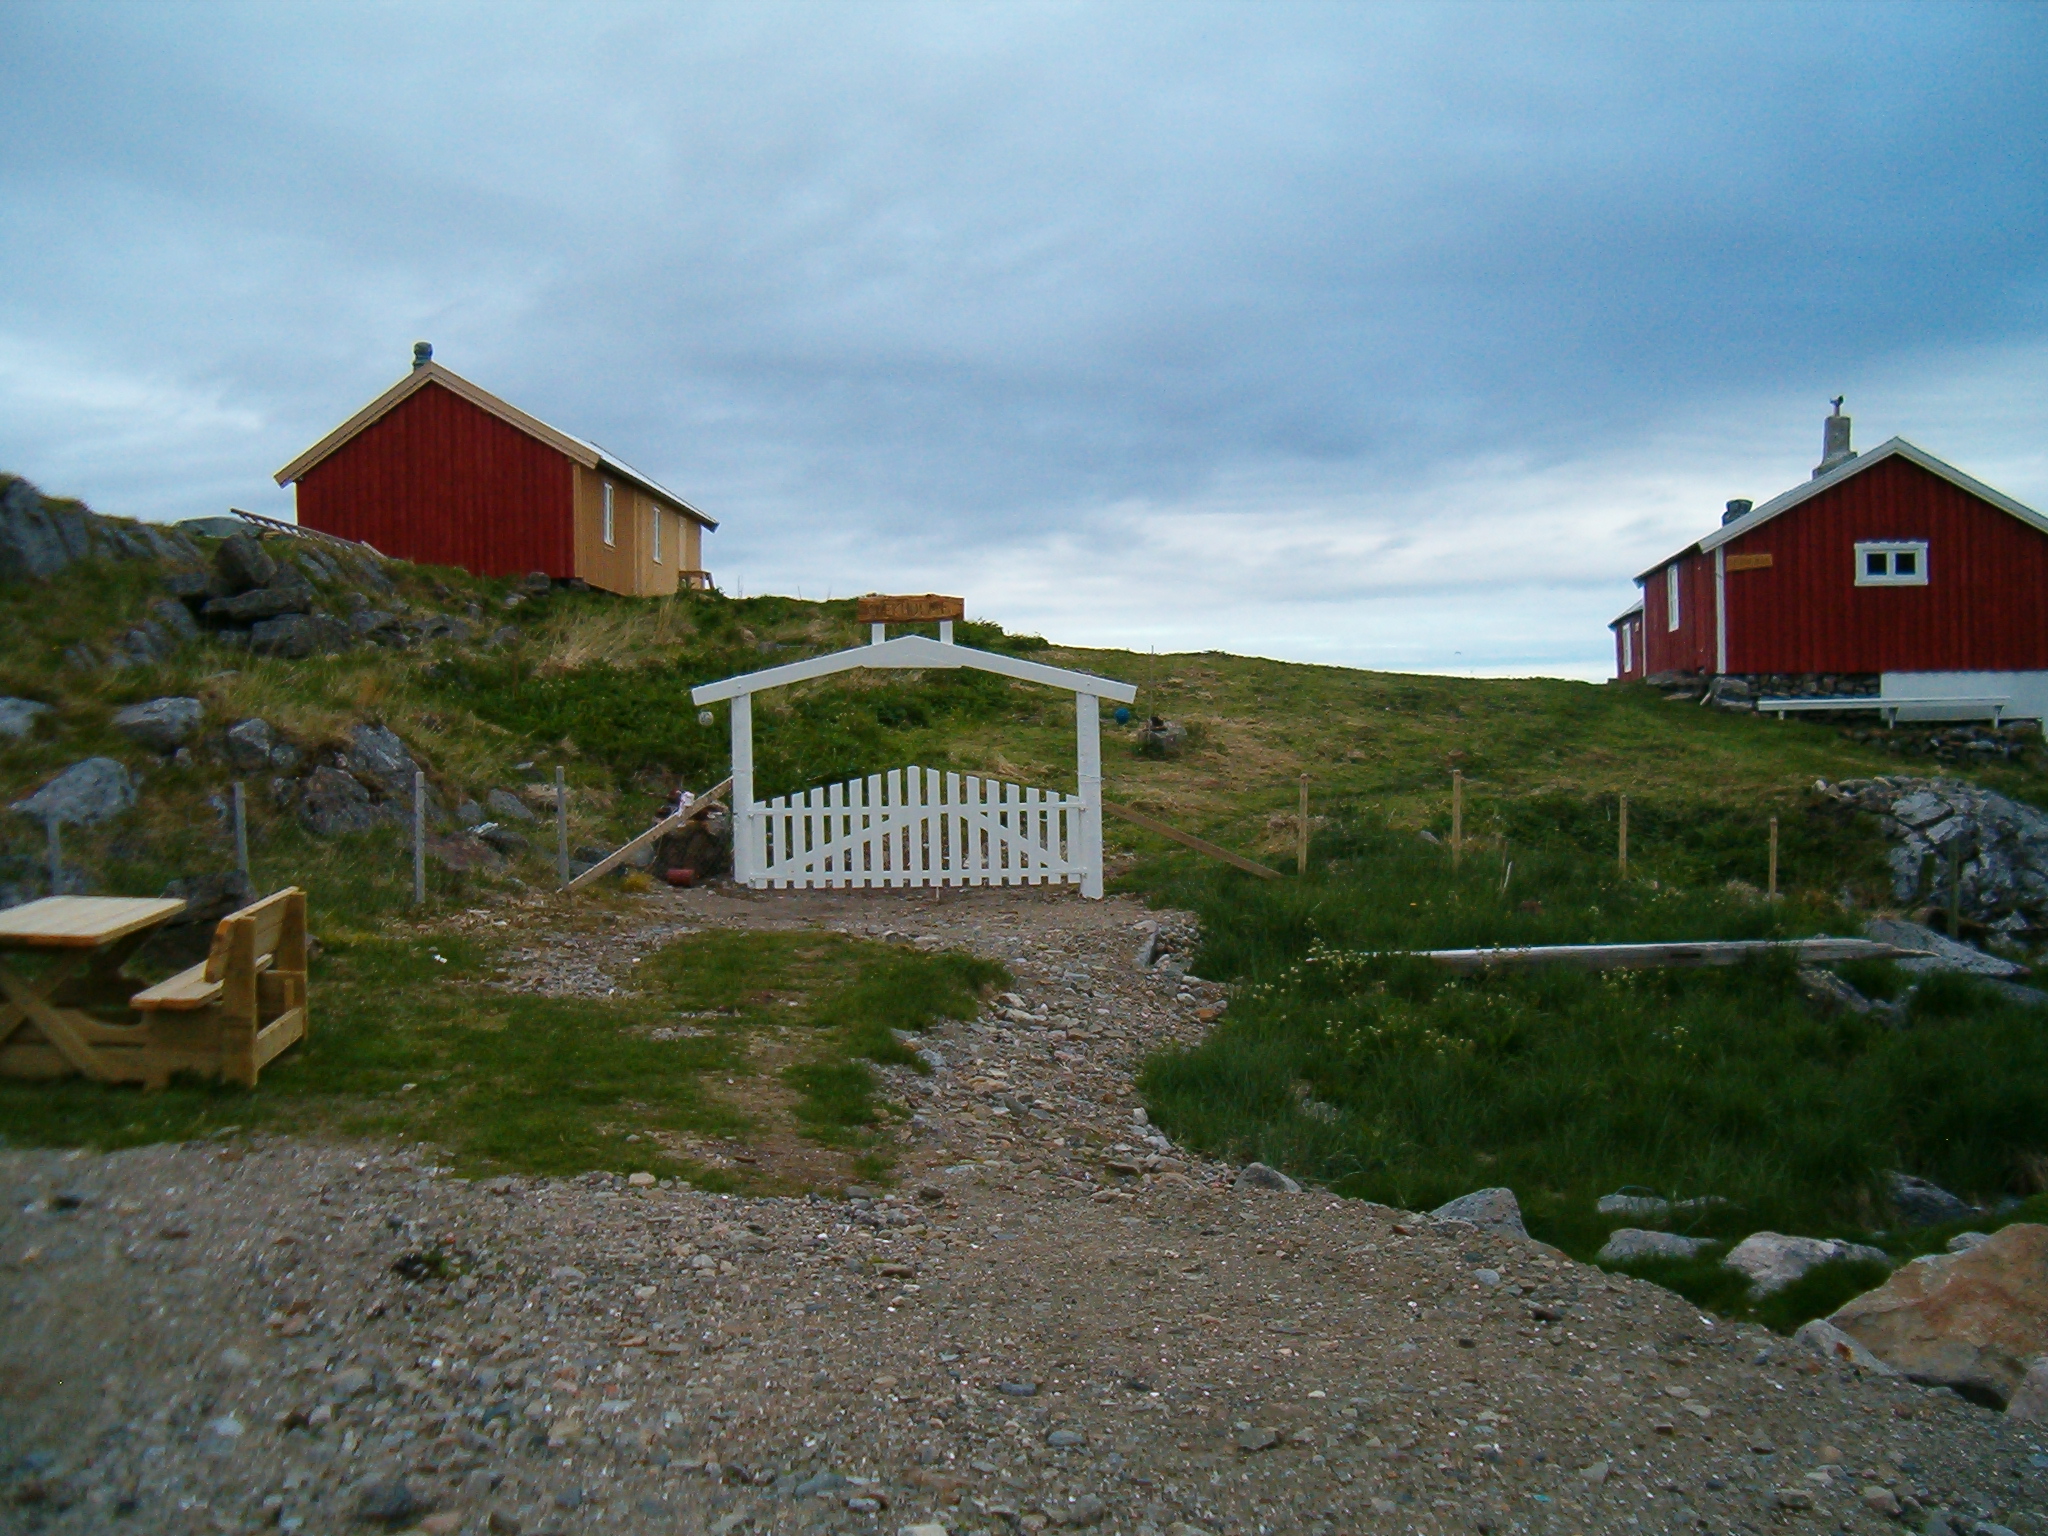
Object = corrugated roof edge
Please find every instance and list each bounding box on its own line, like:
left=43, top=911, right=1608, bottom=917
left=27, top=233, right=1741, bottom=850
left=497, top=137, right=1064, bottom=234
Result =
left=272, top=362, right=718, bottom=530
left=1632, top=438, right=2048, bottom=585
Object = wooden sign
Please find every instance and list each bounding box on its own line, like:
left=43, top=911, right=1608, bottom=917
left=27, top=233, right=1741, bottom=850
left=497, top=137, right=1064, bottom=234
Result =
left=856, top=593, right=965, bottom=623
left=1725, top=553, right=1774, bottom=572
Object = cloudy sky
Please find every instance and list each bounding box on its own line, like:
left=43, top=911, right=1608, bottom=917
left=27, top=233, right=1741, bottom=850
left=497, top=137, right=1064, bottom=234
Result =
left=3, top=2, right=2044, bottom=678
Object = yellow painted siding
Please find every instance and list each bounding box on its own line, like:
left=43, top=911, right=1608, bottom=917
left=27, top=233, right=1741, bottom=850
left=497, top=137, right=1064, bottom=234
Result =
left=571, top=465, right=712, bottom=596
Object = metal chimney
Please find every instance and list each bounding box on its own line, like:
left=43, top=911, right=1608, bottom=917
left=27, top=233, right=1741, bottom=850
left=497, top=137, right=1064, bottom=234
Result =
left=412, top=341, right=433, bottom=370
left=1813, top=396, right=1856, bottom=479
left=1722, top=498, right=1753, bottom=525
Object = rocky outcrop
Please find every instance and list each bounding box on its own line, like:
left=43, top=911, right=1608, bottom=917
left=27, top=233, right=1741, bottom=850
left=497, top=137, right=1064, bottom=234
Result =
left=296, top=765, right=380, bottom=837
left=1429, top=1187, right=1527, bottom=1237
left=1821, top=775, right=2048, bottom=929
left=1723, top=1232, right=1889, bottom=1297
left=0, top=474, right=203, bottom=582
left=1887, top=1171, right=1976, bottom=1227
left=9, top=758, right=137, bottom=826
left=1827, top=1223, right=2048, bottom=1407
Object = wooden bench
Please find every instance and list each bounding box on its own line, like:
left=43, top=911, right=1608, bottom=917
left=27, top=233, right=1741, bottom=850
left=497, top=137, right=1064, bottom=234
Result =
left=126, top=888, right=309, bottom=1088
left=1759, top=694, right=2008, bottom=726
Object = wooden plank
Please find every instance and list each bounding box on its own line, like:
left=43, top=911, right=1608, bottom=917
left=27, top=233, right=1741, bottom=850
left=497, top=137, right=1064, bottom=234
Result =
left=1418, top=937, right=1923, bottom=973
left=130, top=962, right=224, bottom=1012
left=564, top=778, right=732, bottom=892
left=856, top=593, right=965, bottom=624
left=1100, top=800, right=1284, bottom=880
left=0, top=897, right=187, bottom=947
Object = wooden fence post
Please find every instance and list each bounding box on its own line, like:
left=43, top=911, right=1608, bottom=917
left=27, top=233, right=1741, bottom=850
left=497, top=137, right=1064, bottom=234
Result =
left=556, top=766, right=570, bottom=890
left=1297, top=773, right=1310, bottom=876
left=233, top=782, right=249, bottom=886
left=1767, top=815, right=1779, bottom=900
left=1618, top=794, right=1629, bottom=877
left=412, top=770, right=426, bottom=907
left=1451, top=770, right=1464, bottom=871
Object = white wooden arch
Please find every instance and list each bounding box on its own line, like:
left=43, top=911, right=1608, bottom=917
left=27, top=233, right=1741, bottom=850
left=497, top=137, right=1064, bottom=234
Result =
left=691, top=632, right=1137, bottom=898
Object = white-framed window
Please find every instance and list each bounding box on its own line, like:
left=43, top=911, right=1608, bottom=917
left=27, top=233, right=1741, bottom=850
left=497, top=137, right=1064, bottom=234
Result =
left=1621, top=621, right=1633, bottom=673
left=602, top=482, right=615, bottom=546
left=1666, top=564, right=1681, bottom=630
left=651, top=502, right=663, bottom=564
left=1855, top=540, right=1927, bottom=586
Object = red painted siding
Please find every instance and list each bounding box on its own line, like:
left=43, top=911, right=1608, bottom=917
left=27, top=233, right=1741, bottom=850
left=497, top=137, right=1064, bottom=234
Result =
left=1611, top=615, right=1646, bottom=680
left=1722, top=456, right=2048, bottom=673
left=295, top=382, right=575, bottom=578
left=1641, top=549, right=1717, bottom=676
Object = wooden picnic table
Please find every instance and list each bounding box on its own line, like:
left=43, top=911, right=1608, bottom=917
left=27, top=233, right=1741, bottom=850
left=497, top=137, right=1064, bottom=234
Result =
left=0, top=896, right=186, bottom=1082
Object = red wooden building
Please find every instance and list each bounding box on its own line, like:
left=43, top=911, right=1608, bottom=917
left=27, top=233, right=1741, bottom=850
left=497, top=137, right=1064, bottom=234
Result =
left=1614, top=405, right=2048, bottom=722
left=274, top=344, right=715, bottom=597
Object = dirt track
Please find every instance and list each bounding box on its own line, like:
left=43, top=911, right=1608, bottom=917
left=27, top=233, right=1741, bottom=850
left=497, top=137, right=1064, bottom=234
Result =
left=3, top=884, right=2044, bottom=1536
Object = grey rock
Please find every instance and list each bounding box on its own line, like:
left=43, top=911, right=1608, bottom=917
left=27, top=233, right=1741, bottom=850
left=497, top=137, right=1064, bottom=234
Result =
left=1723, top=1232, right=1890, bottom=1296
left=487, top=787, right=538, bottom=822
left=1051, top=1494, right=1108, bottom=1526
left=1045, top=1428, right=1087, bottom=1447
left=456, top=798, right=485, bottom=827
left=1597, top=1228, right=1710, bottom=1263
left=476, top=824, right=529, bottom=855
left=111, top=696, right=205, bottom=752
left=328, top=1365, right=374, bottom=1396
left=0, top=698, right=52, bottom=739
left=161, top=569, right=215, bottom=602
left=249, top=612, right=350, bottom=658
left=213, top=532, right=277, bottom=593
left=1234, top=1426, right=1280, bottom=1452
left=1234, top=1162, right=1302, bottom=1194
left=792, top=1470, right=847, bottom=1498
left=1867, top=918, right=2026, bottom=979
left=1596, top=1191, right=1670, bottom=1221
left=11, top=758, right=136, bottom=826
left=224, top=717, right=279, bottom=773
left=175, top=515, right=249, bottom=539
left=2006, top=1356, right=2048, bottom=1422
left=297, top=765, right=380, bottom=837
left=346, top=724, right=420, bottom=798
left=1946, top=1230, right=1992, bottom=1253
left=203, top=576, right=314, bottom=623
left=1888, top=1171, right=1974, bottom=1227
left=1791, top=1318, right=1895, bottom=1373
left=1797, top=965, right=1876, bottom=1014
left=146, top=596, right=201, bottom=641
left=353, top=1478, right=428, bottom=1525
left=1430, top=1187, right=1528, bottom=1238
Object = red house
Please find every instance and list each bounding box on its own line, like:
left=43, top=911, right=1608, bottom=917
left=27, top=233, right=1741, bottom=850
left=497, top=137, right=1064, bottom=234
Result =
left=274, top=344, right=716, bottom=597
left=1615, top=404, right=2048, bottom=723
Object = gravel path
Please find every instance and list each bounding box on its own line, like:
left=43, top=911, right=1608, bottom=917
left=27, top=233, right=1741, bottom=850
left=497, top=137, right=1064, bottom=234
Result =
left=3, top=884, right=2044, bottom=1536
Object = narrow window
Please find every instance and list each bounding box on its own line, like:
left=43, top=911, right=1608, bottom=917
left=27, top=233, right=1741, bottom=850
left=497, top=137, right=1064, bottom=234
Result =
left=602, top=482, right=615, bottom=546
left=1854, top=540, right=1928, bottom=586
left=652, top=503, right=663, bottom=564
left=1621, top=622, right=1633, bottom=673
left=1666, top=564, right=1681, bottom=630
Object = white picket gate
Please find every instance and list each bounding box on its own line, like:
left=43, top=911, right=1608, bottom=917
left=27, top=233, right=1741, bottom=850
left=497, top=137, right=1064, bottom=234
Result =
left=744, top=765, right=1086, bottom=889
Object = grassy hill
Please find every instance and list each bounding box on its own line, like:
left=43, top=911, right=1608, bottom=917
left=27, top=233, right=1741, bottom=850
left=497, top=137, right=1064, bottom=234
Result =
left=4, top=486, right=2047, bottom=1331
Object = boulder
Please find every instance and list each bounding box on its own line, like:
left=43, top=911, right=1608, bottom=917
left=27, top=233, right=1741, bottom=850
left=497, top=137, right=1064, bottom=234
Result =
left=1827, top=1224, right=2048, bottom=1407
left=10, top=758, right=136, bottom=827
left=486, top=787, right=538, bottom=823
left=297, top=765, right=380, bottom=837
left=1887, top=1171, right=1974, bottom=1228
left=0, top=698, right=52, bottom=739
left=2007, top=1356, right=2048, bottom=1422
left=1233, top=1163, right=1302, bottom=1194
left=1598, top=1228, right=1709, bottom=1264
left=110, top=696, right=205, bottom=752
left=146, top=596, right=201, bottom=641
left=476, top=823, right=530, bottom=855
left=345, top=724, right=420, bottom=799
left=1723, top=1232, right=1889, bottom=1297
left=455, top=798, right=485, bottom=827
left=224, top=718, right=280, bottom=773
left=213, top=532, right=277, bottom=593
left=1429, top=1187, right=1527, bottom=1238
left=203, top=579, right=315, bottom=624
